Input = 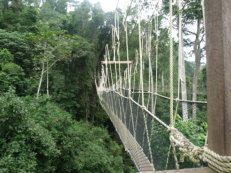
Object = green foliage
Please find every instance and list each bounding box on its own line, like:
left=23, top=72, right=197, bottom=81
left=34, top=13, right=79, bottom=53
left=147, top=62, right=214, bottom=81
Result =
left=2, top=62, right=23, bottom=74
left=0, top=48, right=14, bottom=67
left=50, top=36, right=97, bottom=119
left=0, top=63, right=27, bottom=95
left=0, top=90, right=59, bottom=172
left=174, top=115, right=207, bottom=168
left=151, top=122, right=175, bottom=171
left=0, top=90, right=127, bottom=172
left=0, top=30, right=33, bottom=74
left=175, top=115, right=207, bottom=147
left=19, top=6, right=38, bottom=32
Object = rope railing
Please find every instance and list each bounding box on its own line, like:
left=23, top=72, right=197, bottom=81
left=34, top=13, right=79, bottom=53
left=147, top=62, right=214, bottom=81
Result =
left=119, top=88, right=207, bottom=104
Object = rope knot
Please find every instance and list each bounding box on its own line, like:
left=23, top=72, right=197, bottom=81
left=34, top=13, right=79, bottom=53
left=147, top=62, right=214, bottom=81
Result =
left=169, top=128, right=203, bottom=163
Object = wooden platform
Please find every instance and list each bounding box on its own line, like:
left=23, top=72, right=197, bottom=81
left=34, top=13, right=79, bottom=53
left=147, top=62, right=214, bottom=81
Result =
left=139, top=167, right=216, bottom=173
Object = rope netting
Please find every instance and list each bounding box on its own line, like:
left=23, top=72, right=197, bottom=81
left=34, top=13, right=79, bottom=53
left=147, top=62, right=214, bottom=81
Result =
left=96, top=0, right=231, bottom=172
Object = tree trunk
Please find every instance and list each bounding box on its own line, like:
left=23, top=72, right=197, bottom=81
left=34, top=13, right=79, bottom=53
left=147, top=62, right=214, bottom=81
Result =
left=180, top=32, right=188, bottom=121
left=46, top=59, right=49, bottom=96
left=37, top=62, right=45, bottom=99
left=181, top=55, right=188, bottom=121
left=85, top=89, right=89, bottom=121
left=3, top=0, right=9, bottom=11
left=37, top=41, right=47, bottom=99
left=192, top=18, right=202, bottom=120
left=161, top=71, right=165, bottom=92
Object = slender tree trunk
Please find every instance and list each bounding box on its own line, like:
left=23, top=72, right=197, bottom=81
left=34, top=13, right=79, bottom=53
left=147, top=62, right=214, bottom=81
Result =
left=37, top=62, right=45, bottom=99
left=85, top=89, right=89, bottom=121
left=180, top=34, right=188, bottom=121
left=192, top=18, right=202, bottom=120
left=161, top=71, right=165, bottom=92
left=181, top=54, right=188, bottom=121
left=46, top=59, right=49, bottom=96
left=37, top=41, right=47, bottom=99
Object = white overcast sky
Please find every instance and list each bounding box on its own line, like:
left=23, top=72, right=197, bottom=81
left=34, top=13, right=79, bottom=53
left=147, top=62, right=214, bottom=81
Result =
left=86, top=0, right=130, bottom=12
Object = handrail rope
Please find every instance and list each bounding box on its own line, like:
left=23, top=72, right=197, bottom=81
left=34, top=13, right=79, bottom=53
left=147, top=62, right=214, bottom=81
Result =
left=177, top=0, right=183, bottom=101
left=123, top=17, right=131, bottom=96
left=127, top=84, right=140, bottom=171
left=130, top=48, right=143, bottom=168
left=169, top=0, right=174, bottom=127
left=143, top=17, right=155, bottom=169
left=153, top=1, right=159, bottom=120
left=105, top=48, right=110, bottom=89
left=146, top=32, right=151, bottom=109
left=120, top=88, right=207, bottom=104
left=201, top=0, right=209, bottom=148
left=165, top=144, right=172, bottom=169
left=155, top=2, right=159, bottom=94
left=168, top=0, right=180, bottom=169
left=106, top=45, right=114, bottom=90
left=148, top=9, right=159, bottom=166
left=138, top=0, right=144, bottom=107
left=112, top=17, right=118, bottom=89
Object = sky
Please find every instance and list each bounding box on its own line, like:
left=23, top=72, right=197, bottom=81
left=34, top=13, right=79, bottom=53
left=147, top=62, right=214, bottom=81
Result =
left=86, top=0, right=130, bottom=12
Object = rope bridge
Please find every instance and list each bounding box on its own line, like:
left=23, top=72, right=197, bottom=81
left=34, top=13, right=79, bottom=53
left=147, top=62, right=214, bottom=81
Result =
left=95, top=0, right=231, bottom=172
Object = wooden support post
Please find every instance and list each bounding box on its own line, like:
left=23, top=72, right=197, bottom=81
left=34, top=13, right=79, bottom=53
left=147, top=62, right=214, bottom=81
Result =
left=205, top=0, right=231, bottom=155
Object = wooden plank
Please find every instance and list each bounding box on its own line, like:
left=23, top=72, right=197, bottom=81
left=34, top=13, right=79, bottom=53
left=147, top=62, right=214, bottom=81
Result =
left=101, top=61, right=133, bottom=65
left=205, top=0, right=231, bottom=155
left=140, top=167, right=215, bottom=173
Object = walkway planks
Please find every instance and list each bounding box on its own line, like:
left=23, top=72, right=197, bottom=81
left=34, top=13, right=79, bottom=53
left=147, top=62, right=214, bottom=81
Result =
left=155, top=167, right=215, bottom=173
left=100, top=100, right=154, bottom=172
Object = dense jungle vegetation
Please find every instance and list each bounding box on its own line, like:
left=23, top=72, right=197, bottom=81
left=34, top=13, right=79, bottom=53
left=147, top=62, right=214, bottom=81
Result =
left=0, top=0, right=207, bottom=172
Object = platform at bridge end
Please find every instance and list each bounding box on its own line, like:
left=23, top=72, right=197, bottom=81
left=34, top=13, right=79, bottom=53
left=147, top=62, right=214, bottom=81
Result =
left=139, top=167, right=215, bottom=173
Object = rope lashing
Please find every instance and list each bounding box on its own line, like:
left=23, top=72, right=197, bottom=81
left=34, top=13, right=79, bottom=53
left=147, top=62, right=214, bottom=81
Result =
left=169, top=127, right=231, bottom=173
left=169, top=128, right=203, bottom=163
left=203, top=147, right=231, bottom=173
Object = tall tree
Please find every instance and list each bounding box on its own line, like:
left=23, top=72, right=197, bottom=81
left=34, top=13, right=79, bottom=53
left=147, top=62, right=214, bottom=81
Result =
left=162, top=0, right=189, bottom=121
left=182, top=0, right=204, bottom=119
left=27, top=30, right=72, bottom=98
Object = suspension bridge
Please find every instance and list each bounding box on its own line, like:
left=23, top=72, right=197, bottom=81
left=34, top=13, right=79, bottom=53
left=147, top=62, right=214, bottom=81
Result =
left=96, top=0, right=231, bottom=172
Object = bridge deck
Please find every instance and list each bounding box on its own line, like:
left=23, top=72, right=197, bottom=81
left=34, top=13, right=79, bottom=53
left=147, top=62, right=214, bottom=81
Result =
left=140, top=167, right=215, bottom=173
left=100, top=100, right=154, bottom=172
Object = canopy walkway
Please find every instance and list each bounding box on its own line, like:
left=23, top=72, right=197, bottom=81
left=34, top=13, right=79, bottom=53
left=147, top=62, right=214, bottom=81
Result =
left=96, top=0, right=231, bottom=172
